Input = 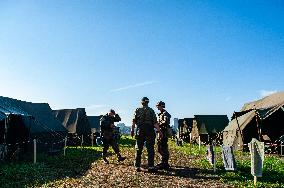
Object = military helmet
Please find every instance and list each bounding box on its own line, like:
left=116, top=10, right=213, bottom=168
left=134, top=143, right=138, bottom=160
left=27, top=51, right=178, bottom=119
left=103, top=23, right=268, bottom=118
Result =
left=156, top=101, right=165, bottom=108
left=141, top=97, right=149, bottom=103
left=109, top=109, right=116, bottom=115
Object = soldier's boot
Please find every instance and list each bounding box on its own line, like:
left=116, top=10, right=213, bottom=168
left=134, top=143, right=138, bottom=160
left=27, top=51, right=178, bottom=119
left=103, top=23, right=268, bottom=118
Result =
left=156, top=163, right=164, bottom=169
left=102, top=153, right=109, bottom=164
left=103, top=157, right=109, bottom=164
left=161, top=163, right=170, bottom=170
left=156, top=163, right=170, bottom=170
left=117, top=155, right=126, bottom=162
left=148, top=166, right=158, bottom=173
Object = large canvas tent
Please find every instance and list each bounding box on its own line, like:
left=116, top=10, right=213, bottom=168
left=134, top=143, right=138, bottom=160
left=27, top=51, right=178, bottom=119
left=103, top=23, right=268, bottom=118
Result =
left=0, top=96, right=67, bottom=157
left=223, top=92, right=284, bottom=150
left=191, top=115, right=229, bottom=143
left=53, top=108, right=91, bottom=145
left=87, top=116, right=101, bottom=134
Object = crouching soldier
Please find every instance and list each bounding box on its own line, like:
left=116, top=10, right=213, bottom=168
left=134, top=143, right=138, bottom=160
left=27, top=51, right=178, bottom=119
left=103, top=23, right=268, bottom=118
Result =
left=100, top=109, right=126, bottom=164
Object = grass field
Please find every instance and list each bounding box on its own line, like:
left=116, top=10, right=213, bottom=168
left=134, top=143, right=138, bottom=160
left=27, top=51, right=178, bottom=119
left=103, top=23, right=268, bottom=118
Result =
left=170, top=141, right=284, bottom=188
left=0, top=136, right=283, bottom=187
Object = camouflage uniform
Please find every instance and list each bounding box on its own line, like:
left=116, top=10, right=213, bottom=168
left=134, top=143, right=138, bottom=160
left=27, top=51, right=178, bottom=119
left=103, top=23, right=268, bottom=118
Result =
left=157, top=109, right=171, bottom=167
left=100, top=113, right=122, bottom=160
left=133, top=105, right=157, bottom=168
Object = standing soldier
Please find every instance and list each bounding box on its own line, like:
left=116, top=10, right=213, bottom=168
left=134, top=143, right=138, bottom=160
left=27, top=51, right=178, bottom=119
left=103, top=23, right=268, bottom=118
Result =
left=100, top=109, right=126, bottom=164
left=156, top=101, right=171, bottom=170
left=131, top=97, right=162, bottom=172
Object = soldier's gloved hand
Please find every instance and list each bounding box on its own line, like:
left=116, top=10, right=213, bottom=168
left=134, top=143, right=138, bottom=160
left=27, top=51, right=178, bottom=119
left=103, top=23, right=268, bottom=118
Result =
left=158, top=130, right=163, bottom=139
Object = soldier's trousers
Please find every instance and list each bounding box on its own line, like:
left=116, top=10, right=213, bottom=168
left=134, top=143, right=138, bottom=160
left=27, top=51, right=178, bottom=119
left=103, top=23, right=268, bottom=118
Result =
left=135, top=127, right=156, bottom=168
left=158, top=134, right=169, bottom=165
left=102, top=137, right=120, bottom=158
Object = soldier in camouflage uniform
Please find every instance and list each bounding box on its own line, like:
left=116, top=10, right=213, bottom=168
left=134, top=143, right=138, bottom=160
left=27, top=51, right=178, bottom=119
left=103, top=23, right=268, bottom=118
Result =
left=100, top=109, right=126, bottom=164
left=156, top=101, right=171, bottom=170
left=131, top=97, right=162, bottom=172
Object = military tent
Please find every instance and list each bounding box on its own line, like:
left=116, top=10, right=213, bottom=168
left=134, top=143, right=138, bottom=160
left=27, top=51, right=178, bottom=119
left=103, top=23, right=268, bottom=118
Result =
left=223, top=92, right=284, bottom=150
left=87, top=116, right=101, bottom=134
left=191, top=115, right=229, bottom=144
left=0, top=96, right=67, bottom=157
left=177, top=118, right=194, bottom=142
left=87, top=115, right=101, bottom=144
left=53, top=108, right=91, bottom=145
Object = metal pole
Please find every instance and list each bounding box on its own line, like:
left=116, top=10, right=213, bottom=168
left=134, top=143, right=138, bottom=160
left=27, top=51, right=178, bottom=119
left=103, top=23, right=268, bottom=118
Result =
left=91, top=133, right=94, bottom=147
left=33, top=139, right=36, bottom=164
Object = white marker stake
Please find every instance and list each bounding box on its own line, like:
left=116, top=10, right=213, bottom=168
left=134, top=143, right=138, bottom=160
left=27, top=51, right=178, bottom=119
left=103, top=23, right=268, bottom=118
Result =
left=198, top=136, right=201, bottom=154
left=64, top=137, right=67, bottom=156
left=213, top=143, right=216, bottom=173
left=33, top=139, right=36, bottom=164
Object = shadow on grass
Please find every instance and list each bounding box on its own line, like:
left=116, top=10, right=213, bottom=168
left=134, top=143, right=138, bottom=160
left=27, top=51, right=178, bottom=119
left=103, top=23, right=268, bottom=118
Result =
left=169, top=166, right=220, bottom=180
left=0, top=147, right=102, bottom=188
left=131, top=164, right=220, bottom=181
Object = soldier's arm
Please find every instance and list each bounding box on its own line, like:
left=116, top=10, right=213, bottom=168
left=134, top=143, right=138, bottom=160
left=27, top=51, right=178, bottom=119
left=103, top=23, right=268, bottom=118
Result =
left=164, top=112, right=171, bottom=124
left=153, top=122, right=161, bottom=132
left=114, top=114, right=121, bottom=122
left=131, top=110, right=137, bottom=137
left=151, top=109, right=162, bottom=135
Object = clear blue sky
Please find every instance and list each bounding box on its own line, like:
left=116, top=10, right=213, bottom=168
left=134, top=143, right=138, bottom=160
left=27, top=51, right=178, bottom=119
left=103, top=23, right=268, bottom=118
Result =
left=1, top=0, right=283, bottom=126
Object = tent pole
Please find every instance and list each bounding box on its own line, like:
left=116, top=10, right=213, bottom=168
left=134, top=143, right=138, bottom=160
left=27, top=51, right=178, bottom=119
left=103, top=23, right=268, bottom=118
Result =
left=33, top=139, right=37, bottom=164
left=254, top=110, right=262, bottom=141
left=91, top=133, right=94, bottom=147
left=234, top=111, right=244, bottom=148
left=4, top=114, right=8, bottom=144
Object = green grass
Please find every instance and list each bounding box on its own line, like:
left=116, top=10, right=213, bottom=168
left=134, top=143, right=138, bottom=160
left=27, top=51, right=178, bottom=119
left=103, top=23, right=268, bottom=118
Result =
left=0, top=136, right=136, bottom=188
left=0, top=146, right=102, bottom=188
left=118, top=135, right=136, bottom=147
left=171, top=140, right=284, bottom=188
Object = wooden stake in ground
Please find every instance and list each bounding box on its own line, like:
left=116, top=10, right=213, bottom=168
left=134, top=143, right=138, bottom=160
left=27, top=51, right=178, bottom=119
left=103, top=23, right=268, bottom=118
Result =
left=64, top=137, right=67, bottom=156
left=249, top=138, right=264, bottom=187
left=198, top=136, right=201, bottom=154
left=254, top=176, right=257, bottom=187
left=213, top=142, right=216, bottom=173
left=33, top=139, right=36, bottom=164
